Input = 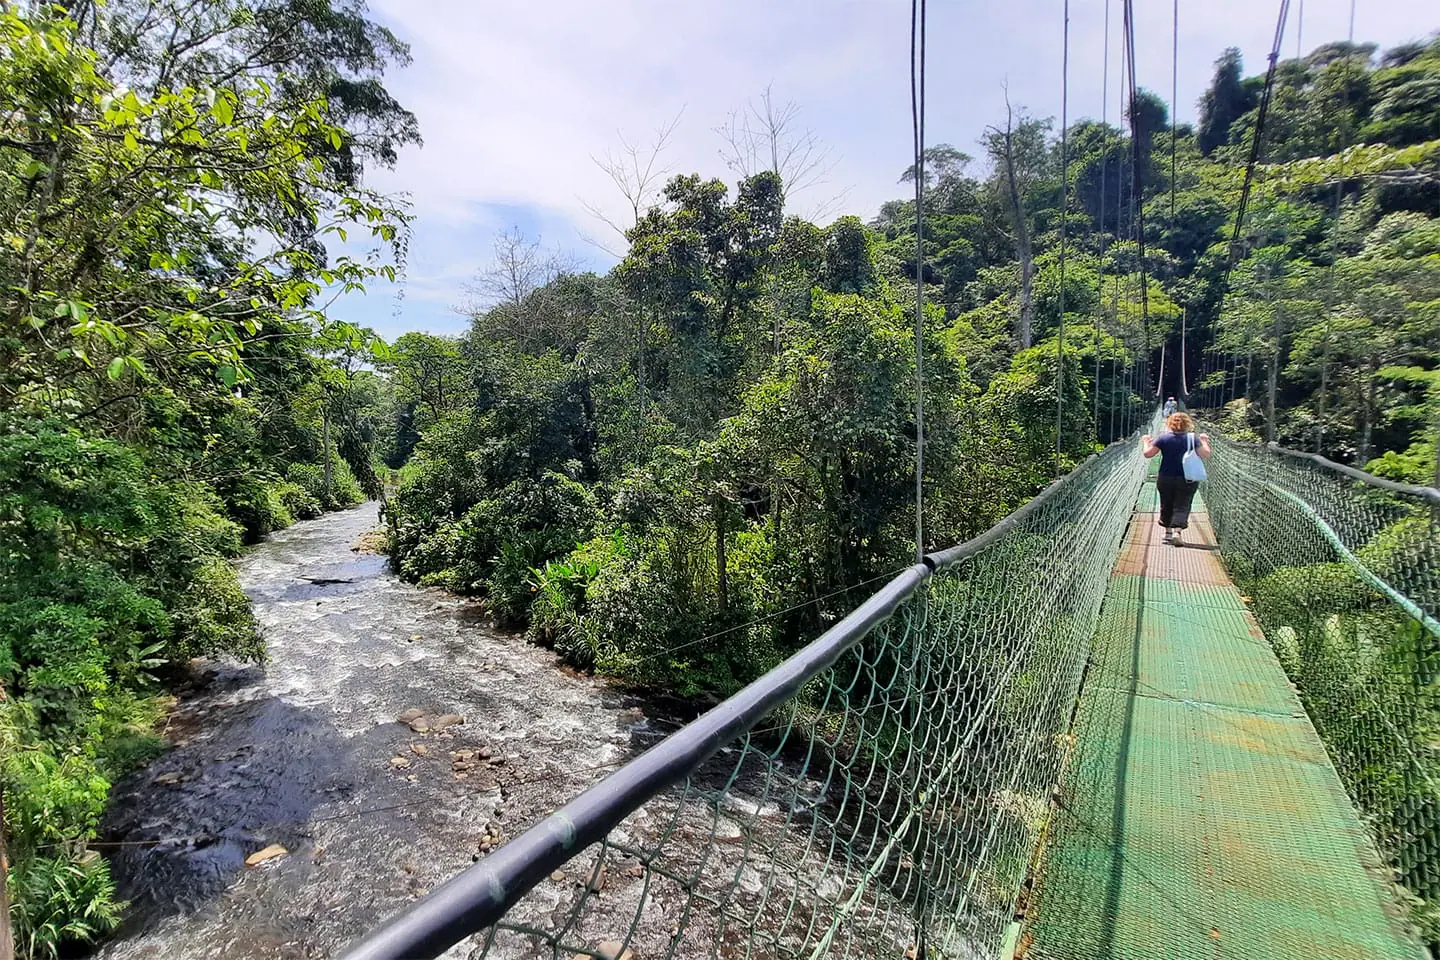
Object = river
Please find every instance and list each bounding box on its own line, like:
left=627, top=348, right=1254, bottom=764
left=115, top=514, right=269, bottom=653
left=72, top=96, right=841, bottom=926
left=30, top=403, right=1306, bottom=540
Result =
left=97, top=503, right=663, bottom=959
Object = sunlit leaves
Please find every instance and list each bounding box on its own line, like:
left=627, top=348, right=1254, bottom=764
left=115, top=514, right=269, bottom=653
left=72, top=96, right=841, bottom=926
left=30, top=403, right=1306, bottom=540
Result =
left=0, top=4, right=409, bottom=415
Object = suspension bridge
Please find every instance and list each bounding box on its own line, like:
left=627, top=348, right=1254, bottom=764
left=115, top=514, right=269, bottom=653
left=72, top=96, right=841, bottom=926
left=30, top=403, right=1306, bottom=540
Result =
left=339, top=419, right=1439, bottom=959
left=340, top=0, right=1433, bottom=954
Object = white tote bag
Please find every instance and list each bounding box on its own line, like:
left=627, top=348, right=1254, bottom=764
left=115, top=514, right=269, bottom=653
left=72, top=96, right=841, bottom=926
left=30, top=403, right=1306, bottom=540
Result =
left=1183, top=432, right=1208, bottom=482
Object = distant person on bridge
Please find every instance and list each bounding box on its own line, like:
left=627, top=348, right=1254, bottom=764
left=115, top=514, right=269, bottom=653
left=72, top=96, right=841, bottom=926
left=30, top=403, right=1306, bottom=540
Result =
left=1142, top=411, right=1211, bottom=545
left=1163, top=396, right=1178, bottom=417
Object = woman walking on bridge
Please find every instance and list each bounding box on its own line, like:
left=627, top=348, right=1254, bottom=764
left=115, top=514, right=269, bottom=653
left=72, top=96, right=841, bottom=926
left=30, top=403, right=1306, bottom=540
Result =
left=1142, top=412, right=1211, bottom=545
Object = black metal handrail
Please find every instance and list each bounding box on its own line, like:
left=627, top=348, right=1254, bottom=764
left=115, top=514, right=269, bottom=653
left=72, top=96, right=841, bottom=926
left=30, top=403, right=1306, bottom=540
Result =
left=343, top=564, right=928, bottom=960
left=344, top=431, right=1144, bottom=960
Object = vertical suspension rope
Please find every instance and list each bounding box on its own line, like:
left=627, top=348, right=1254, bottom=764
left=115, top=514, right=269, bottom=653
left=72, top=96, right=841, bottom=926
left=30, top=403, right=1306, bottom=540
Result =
left=1228, top=0, right=1293, bottom=271
left=1180, top=306, right=1188, bottom=397
left=1115, top=16, right=1129, bottom=434
left=910, top=0, right=927, bottom=561
left=1093, top=0, right=1111, bottom=439
left=1122, top=0, right=1152, bottom=401
left=1055, top=0, right=1070, bottom=473
left=1319, top=5, right=1358, bottom=452
left=1170, top=0, right=1179, bottom=401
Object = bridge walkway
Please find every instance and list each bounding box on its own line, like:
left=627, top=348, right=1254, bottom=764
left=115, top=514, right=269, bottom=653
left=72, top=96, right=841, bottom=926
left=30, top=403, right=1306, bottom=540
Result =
left=1019, top=475, right=1423, bottom=960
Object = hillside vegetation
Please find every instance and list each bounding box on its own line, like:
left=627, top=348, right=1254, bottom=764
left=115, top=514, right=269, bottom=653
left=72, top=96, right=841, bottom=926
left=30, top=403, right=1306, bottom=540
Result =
left=1, top=1, right=1437, bottom=953
left=385, top=34, right=1440, bottom=701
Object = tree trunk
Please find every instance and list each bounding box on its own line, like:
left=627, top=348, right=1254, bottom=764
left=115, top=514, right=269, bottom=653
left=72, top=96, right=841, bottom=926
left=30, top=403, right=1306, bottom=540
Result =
left=715, top=501, right=728, bottom=614
left=637, top=306, right=648, bottom=421
left=1359, top=356, right=1377, bottom=464
left=771, top=476, right=781, bottom=540
left=322, top=405, right=333, bottom=502
left=1001, top=111, right=1034, bottom=348
left=0, top=762, right=11, bottom=960
left=1432, top=397, right=1439, bottom=490
left=1266, top=348, right=1279, bottom=444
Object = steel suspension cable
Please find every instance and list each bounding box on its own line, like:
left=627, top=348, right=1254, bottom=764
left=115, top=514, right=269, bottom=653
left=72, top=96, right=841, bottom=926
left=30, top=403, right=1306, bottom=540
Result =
left=1169, top=0, right=1180, bottom=400
left=1296, top=0, right=1304, bottom=59
left=1055, top=0, right=1070, bottom=473
left=1113, top=14, right=1129, bottom=435
left=1318, top=3, right=1359, bottom=451
left=910, top=0, right=927, bottom=561
left=1093, top=0, right=1111, bottom=439
left=1121, top=0, right=1152, bottom=400
left=1227, top=0, right=1293, bottom=271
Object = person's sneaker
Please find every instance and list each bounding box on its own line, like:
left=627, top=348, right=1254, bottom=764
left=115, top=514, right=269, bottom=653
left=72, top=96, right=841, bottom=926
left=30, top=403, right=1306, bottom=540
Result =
left=1162, top=529, right=1174, bottom=543
left=1171, top=531, right=1183, bottom=546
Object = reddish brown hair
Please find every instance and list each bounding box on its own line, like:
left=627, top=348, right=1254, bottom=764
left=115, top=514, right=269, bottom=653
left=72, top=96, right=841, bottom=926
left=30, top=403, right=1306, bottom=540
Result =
left=1166, top=412, right=1195, bottom=433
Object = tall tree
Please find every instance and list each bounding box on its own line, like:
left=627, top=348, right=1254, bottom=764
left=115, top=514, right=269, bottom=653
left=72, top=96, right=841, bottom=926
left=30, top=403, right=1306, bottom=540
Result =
left=1198, top=48, right=1255, bottom=155
left=984, top=100, right=1053, bottom=347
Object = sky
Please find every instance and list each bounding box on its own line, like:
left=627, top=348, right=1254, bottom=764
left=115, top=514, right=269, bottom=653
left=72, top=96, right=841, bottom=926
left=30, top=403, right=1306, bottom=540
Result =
left=334, top=0, right=1438, bottom=341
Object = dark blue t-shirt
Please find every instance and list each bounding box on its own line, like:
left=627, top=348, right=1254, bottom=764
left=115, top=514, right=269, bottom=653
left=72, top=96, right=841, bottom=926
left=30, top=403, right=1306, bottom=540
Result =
left=1153, top=431, right=1194, bottom=478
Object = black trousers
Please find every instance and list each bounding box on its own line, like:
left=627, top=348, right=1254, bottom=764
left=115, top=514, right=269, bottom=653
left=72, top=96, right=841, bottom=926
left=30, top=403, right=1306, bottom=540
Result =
left=1156, top=475, right=1199, bottom=530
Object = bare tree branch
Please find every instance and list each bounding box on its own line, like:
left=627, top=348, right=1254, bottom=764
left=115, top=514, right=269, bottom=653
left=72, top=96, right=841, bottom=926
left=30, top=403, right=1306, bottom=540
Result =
left=469, top=226, right=578, bottom=313
left=580, top=108, right=685, bottom=252
left=715, top=85, right=839, bottom=215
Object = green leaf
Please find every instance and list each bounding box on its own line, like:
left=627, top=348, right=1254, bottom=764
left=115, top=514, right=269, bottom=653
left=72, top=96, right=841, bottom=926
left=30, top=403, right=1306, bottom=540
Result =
left=218, top=364, right=238, bottom=388
left=106, top=357, right=125, bottom=379
left=212, top=96, right=234, bottom=126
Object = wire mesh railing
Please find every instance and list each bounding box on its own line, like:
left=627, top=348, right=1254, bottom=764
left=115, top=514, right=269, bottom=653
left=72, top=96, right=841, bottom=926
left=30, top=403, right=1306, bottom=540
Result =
left=1204, top=437, right=1440, bottom=943
left=345, top=436, right=1148, bottom=960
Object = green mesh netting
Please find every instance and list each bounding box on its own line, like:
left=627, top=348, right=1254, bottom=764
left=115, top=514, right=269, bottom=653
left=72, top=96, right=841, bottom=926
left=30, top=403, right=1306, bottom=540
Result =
left=453, top=440, right=1148, bottom=959
left=1205, top=436, right=1440, bottom=944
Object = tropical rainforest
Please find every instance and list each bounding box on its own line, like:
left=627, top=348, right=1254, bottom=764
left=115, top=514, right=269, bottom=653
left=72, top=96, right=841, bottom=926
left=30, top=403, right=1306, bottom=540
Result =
left=0, top=0, right=1437, bottom=955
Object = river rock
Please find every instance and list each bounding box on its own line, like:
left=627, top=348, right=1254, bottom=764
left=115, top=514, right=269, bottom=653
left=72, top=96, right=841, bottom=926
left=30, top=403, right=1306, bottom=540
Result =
left=430, top=713, right=464, bottom=731
left=592, top=940, right=633, bottom=960
left=411, top=743, right=428, bottom=756
left=245, top=844, right=288, bottom=867
left=390, top=755, right=412, bottom=768
left=397, top=708, right=424, bottom=723
left=409, top=718, right=430, bottom=734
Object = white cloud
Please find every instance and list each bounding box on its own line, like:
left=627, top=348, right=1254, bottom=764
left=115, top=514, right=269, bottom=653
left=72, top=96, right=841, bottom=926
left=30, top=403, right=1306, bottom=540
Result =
left=350, top=0, right=1436, bottom=335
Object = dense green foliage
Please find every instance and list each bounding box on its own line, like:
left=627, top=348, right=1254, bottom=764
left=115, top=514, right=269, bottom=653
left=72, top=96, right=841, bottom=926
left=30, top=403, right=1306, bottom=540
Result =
left=1, top=4, right=1436, bottom=952
left=387, top=33, right=1438, bottom=713
left=385, top=198, right=1115, bottom=699
left=0, top=2, right=409, bottom=954
left=1185, top=40, right=1440, bottom=475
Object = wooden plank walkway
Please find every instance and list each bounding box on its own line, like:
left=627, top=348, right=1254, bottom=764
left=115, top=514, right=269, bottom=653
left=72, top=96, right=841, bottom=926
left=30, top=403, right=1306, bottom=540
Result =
left=1018, top=477, right=1423, bottom=960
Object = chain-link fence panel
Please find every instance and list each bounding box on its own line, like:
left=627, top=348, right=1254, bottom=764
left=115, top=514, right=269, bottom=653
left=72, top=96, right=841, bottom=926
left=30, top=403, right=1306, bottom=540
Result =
left=346, top=437, right=1148, bottom=960
left=1205, top=436, right=1440, bottom=943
